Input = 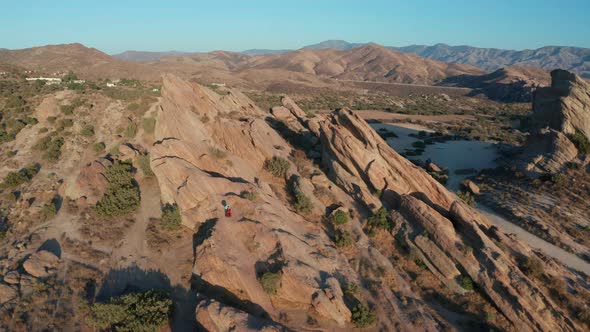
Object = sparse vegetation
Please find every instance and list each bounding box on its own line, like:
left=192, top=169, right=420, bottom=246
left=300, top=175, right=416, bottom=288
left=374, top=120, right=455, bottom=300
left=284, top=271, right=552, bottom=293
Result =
left=569, top=131, right=590, bottom=155
left=80, top=125, right=95, bottom=137
left=457, top=190, right=476, bottom=206
left=136, top=153, right=154, bottom=178
left=334, top=230, right=353, bottom=248
left=124, top=122, right=138, bottom=138
left=330, top=210, right=349, bottom=225
left=367, top=207, right=391, bottom=231
left=264, top=156, right=290, bottom=178
left=522, top=255, right=544, bottom=277
left=93, top=142, right=106, bottom=153
left=141, top=117, right=156, bottom=134
left=208, top=147, right=227, bottom=159
left=40, top=196, right=59, bottom=221
left=161, top=203, right=182, bottom=230
left=94, top=160, right=140, bottom=218
left=87, top=290, right=172, bottom=331
left=294, top=192, right=313, bottom=213
left=351, top=303, right=377, bottom=328
left=0, top=164, right=39, bottom=189
left=259, top=271, right=282, bottom=295
left=240, top=190, right=258, bottom=201
left=460, top=275, right=475, bottom=291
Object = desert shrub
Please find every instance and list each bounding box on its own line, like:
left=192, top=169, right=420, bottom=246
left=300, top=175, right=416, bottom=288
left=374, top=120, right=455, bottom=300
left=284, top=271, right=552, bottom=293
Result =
left=240, top=190, right=258, bottom=201
left=367, top=207, right=391, bottom=230
left=412, top=140, right=426, bottom=149
left=38, top=127, right=49, bottom=133
left=109, top=143, right=121, bottom=156
left=141, top=117, right=156, bottom=134
left=330, top=210, right=349, bottom=225
left=457, top=190, right=476, bottom=206
left=47, top=116, right=57, bottom=124
left=40, top=196, right=59, bottom=220
left=200, top=114, right=210, bottom=123
left=351, top=303, right=377, bottom=328
left=343, top=282, right=360, bottom=297
left=161, top=203, right=182, bottom=230
left=7, top=150, right=17, bottom=157
left=259, top=272, right=282, bottom=295
left=294, top=192, right=313, bottom=213
left=522, top=255, right=544, bottom=277
left=136, top=153, right=154, bottom=178
left=93, top=142, right=106, bottom=153
left=460, top=275, right=475, bottom=291
left=0, top=164, right=39, bottom=189
left=80, top=125, right=95, bottom=137
left=208, top=147, right=227, bottom=159
left=58, top=118, right=74, bottom=128
left=334, top=230, right=353, bottom=248
left=569, top=131, right=590, bottom=155
left=124, top=123, right=138, bottom=138
left=264, top=156, right=290, bottom=178
left=87, top=290, right=172, bottom=332
left=94, top=160, right=140, bottom=218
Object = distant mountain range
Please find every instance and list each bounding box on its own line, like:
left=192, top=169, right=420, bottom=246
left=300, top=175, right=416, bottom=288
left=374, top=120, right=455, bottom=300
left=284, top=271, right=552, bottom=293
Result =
left=113, top=40, right=589, bottom=78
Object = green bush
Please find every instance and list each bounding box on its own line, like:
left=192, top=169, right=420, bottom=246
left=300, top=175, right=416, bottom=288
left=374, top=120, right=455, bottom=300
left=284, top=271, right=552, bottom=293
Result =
left=94, top=160, right=140, bottom=218
left=124, top=123, right=138, bottom=139
left=58, top=118, right=74, bottom=128
left=161, top=203, right=182, bottom=230
left=259, top=272, right=282, bottom=295
left=240, top=190, right=258, bottom=201
left=87, top=290, right=172, bottom=332
left=33, top=135, right=64, bottom=162
left=264, top=156, right=290, bottom=178
left=330, top=210, right=349, bottom=225
left=334, top=230, right=353, bottom=248
left=93, top=142, right=106, bottom=153
left=80, top=125, right=95, bottom=137
left=460, top=275, right=475, bottom=291
left=569, top=131, right=590, bottom=155
left=136, top=153, right=154, bottom=178
left=109, top=143, right=121, bottom=156
left=0, top=164, right=39, bottom=189
left=47, top=116, right=57, bottom=124
left=40, top=196, right=59, bottom=221
left=522, top=255, right=544, bottom=278
left=351, top=303, right=377, bottom=328
left=367, top=207, right=391, bottom=230
left=457, top=190, right=476, bottom=206
left=343, top=282, right=360, bottom=297
left=294, top=192, right=313, bottom=213
left=141, top=117, right=156, bottom=134
left=7, top=150, right=17, bottom=157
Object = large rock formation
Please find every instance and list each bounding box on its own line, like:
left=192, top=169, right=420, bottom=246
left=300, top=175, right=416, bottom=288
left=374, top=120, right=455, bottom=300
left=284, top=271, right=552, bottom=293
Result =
left=152, top=75, right=583, bottom=331
left=513, top=69, right=590, bottom=175
left=533, top=69, right=590, bottom=141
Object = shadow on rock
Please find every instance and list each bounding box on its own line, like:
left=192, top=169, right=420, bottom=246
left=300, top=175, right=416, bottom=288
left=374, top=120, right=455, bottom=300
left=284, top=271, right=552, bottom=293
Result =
left=96, top=264, right=198, bottom=332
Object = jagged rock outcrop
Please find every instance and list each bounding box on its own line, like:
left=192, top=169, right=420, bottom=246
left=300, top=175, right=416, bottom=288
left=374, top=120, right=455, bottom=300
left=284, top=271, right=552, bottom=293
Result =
left=196, top=299, right=289, bottom=331
left=513, top=69, right=590, bottom=175
left=152, top=75, right=355, bottom=328
left=277, top=101, right=580, bottom=330
left=533, top=69, right=590, bottom=141
left=65, top=158, right=113, bottom=205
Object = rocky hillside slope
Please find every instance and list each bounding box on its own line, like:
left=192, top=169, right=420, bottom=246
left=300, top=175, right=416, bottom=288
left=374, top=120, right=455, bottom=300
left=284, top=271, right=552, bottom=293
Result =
left=149, top=75, right=584, bottom=330
left=0, top=72, right=588, bottom=331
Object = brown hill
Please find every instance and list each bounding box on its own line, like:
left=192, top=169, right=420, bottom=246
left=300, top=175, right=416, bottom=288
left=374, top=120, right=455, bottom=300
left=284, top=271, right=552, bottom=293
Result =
left=243, top=44, right=485, bottom=84
left=441, top=65, right=551, bottom=101
left=0, top=43, right=158, bottom=80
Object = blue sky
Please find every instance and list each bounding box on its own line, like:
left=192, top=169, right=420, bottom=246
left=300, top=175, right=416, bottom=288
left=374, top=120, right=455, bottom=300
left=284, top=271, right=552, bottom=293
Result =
left=2, top=0, right=589, bottom=53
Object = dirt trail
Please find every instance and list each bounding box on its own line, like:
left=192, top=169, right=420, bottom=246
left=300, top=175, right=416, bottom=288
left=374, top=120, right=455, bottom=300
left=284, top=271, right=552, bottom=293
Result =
left=479, top=205, right=590, bottom=275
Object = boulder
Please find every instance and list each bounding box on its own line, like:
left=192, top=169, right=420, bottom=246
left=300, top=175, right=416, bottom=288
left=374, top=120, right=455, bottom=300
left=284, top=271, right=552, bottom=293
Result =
left=195, top=299, right=288, bottom=331
left=426, top=162, right=443, bottom=173
left=67, top=158, right=112, bottom=205
left=271, top=106, right=291, bottom=119
left=22, top=250, right=59, bottom=278
left=460, top=180, right=481, bottom=195
left=3, top=270, right=20, bottom=285
left=0, top=283, right=17, bottom=304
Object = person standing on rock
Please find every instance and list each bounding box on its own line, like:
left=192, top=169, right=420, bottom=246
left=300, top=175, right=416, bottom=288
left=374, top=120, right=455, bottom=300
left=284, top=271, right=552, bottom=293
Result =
left=224, top=202, right=232, bottom=218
